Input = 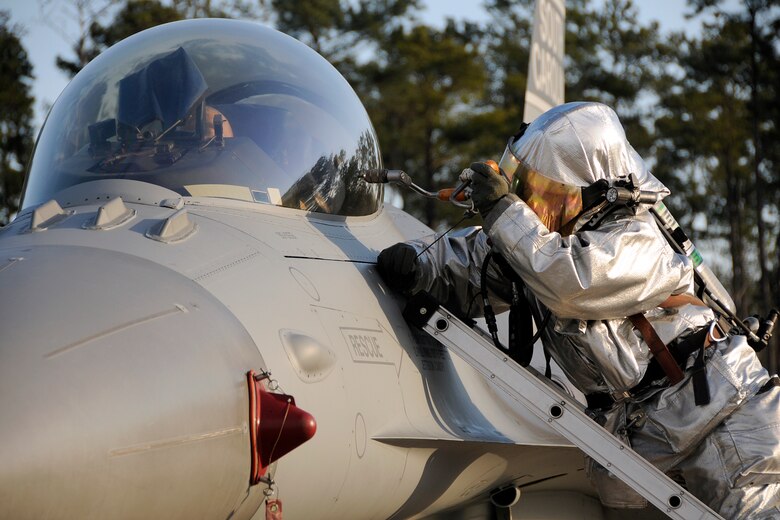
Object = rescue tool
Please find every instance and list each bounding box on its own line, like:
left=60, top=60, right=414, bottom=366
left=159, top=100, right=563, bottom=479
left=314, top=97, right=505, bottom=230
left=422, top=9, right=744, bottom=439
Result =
left=360, top=168, right=474, bottom=210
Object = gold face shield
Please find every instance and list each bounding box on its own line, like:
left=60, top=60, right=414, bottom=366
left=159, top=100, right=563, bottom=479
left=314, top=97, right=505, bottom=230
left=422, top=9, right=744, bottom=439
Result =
left=499, top=140, right=583, bottom=234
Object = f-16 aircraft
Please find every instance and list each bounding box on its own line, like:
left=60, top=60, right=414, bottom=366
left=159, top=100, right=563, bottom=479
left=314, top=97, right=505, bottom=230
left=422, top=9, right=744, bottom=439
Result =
left=0, top=1, right=676, bottom=518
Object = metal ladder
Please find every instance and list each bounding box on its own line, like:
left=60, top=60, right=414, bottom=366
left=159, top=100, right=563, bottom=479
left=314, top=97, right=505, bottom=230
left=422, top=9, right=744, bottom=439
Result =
left=404, top=298, right=723, bottom=520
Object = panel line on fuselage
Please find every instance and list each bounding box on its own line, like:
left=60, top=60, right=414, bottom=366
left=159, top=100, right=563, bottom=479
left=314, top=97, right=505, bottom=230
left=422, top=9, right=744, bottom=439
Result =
left=43, top=304, right=189, bottom=359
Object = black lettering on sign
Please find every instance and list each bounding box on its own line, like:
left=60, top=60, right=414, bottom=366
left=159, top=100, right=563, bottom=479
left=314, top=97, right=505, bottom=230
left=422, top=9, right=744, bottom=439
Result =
left=528, top=0, right=565, bottom=105
left=340, top=327, right=394, bottom=366
left=413, top=339, right=449, bottom=371
left=348, top=334, right=383, bottom=359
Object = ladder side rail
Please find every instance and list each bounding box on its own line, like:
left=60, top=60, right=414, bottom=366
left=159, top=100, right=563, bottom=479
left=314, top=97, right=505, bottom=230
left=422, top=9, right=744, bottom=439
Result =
left=422, top=307, right=723, bottom=520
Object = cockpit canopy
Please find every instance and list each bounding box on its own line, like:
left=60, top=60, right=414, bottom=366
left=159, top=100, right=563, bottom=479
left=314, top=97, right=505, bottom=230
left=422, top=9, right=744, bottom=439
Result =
left=23, top=19, right=382, bottom=216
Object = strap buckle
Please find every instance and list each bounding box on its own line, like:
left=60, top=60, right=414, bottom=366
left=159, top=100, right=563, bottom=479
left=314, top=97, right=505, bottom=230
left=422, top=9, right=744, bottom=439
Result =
left=707, top=320, right=727, bottom=344
left=610, top=390, right=632, bottom=403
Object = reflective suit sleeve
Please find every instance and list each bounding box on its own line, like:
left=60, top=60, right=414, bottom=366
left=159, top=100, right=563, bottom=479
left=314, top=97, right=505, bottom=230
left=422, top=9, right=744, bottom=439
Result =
left=406, top=227, right=511, bottom=319
left=485, top=195, right=693, bottom=320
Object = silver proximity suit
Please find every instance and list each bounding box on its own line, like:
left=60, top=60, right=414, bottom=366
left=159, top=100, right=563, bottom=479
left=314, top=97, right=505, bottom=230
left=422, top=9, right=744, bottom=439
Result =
left=402, top=103, right=780, bottom=517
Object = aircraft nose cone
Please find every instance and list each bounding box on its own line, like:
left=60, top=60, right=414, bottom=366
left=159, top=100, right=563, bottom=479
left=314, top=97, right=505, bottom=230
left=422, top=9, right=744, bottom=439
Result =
left=0, top=245, right=262, bottom=519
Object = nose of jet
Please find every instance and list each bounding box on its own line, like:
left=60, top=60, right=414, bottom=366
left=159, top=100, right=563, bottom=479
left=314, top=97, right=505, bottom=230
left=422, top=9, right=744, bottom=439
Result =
left=0, top=245, right=263, bottom=519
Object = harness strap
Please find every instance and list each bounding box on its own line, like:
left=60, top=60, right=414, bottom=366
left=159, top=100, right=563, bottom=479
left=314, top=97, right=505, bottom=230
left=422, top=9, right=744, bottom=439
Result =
left=585, top=324, right=717, bottom=409
left=629, top=313, right=685, bottom=385
left=759, top=375, right=780, bottom=394
left=491, top=253, right=535, bottom=367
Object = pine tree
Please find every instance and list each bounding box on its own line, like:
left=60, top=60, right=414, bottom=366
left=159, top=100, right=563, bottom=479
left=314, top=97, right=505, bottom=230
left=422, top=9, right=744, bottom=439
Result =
left=653, top=0, right=780, bottom=327
left=360, top=23, right=487, bottom=228
left=53, top=0, right=239, bottom=78
left=0, top=12, right=35, bottom=224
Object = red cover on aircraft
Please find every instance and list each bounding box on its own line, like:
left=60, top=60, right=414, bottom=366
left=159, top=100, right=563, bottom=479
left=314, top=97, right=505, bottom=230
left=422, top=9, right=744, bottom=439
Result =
left=247, top=371, right=317, bottom=484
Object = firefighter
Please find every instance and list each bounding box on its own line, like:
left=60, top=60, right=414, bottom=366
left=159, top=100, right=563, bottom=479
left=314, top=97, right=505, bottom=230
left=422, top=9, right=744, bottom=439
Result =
left=378, top=102, right=780, bottom=517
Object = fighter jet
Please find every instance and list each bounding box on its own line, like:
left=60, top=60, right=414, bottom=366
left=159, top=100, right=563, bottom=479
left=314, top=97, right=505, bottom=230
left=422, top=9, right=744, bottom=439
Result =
left=0, top=1, right=670, bottom=519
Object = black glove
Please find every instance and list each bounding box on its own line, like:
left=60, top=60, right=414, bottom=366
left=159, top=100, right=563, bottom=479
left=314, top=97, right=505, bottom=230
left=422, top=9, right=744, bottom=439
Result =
left=469, top=161, right=509, bottom=215
left=377, top=243, right=419, bottom=293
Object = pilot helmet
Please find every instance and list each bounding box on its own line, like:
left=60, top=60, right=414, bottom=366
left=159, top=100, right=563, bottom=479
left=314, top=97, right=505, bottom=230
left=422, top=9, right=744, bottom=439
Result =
left=498, top=102, right=668, bottom=234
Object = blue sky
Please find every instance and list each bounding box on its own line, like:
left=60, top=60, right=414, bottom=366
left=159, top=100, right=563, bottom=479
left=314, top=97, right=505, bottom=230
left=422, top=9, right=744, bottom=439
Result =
left=2, top=0, right=737, bottom=131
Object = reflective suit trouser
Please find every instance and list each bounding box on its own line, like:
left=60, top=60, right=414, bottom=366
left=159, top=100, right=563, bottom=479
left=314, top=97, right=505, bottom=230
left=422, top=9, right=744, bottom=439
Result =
left=629, top=338, right=780, bottom=519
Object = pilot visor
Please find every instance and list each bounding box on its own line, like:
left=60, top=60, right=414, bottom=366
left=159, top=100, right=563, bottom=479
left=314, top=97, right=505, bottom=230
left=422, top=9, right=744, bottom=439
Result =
left=499, top=140, right=583, bottom=234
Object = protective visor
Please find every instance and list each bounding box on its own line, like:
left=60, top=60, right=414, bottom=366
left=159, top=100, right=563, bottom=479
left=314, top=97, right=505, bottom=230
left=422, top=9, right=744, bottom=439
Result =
left=499, top=139, right=583, bottom=234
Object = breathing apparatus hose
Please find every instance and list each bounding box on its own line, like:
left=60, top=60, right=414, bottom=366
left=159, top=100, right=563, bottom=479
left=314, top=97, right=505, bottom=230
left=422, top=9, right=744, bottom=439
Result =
left=480, top=250, right=551, bottom=359
left=481, top=251, right=503, bottom=351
